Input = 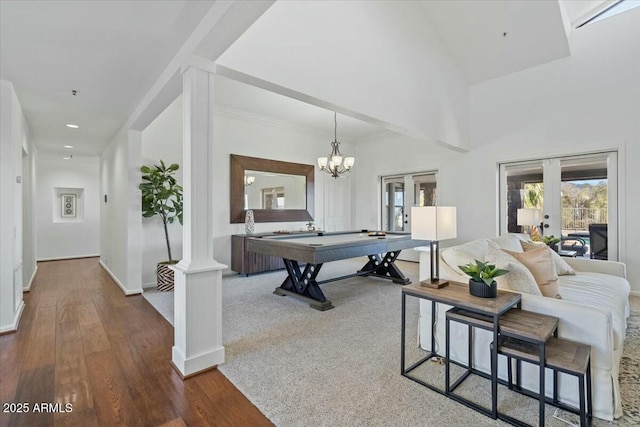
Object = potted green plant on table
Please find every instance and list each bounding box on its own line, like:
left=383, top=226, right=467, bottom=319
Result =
left=140, top=161, right=183, bottom=291
left=459, top=260, right=509, bottom=298
left=542, top=235, right=561, bottom=252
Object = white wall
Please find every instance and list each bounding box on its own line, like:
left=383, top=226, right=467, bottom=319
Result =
left=0, top=79, right=36, bottom=332
left=217, top=0, right=469, bottom=150
left=354, top=9, right=640, bottom=292
left=141, top=100, right=184, bottom=286
left=36, top=154, right=100, bottom=260
left=139, top=97, right=354, bottom=282
left=353, top=135, right=462, bottom=231
left=100, top=126, right=143, bottom=294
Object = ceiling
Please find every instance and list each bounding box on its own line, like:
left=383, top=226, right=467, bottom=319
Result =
left=0, top=0, right=215, bottom=156
left=0, top=0, right=615, bottom=157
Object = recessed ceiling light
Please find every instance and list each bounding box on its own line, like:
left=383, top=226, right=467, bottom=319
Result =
left=62, top=156, right=71, bottom=160
left=66, top=124, right=79, bottom=129
left=63, top=145, right=74, bottom=149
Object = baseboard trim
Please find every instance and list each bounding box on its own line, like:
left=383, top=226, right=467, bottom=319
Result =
left=142, top=281, right=157, bottom=290
left=23, top=265, right=38, bottom=292
left=38, top=254, right=100, bottom=262
left=630, top=290, right=640, bottom=297
left=98, top=261, right=143, bottom=296
left=0, top=300, right=25, bottom=335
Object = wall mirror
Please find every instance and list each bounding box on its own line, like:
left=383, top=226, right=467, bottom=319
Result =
left=230, top=154, right=314, bottom=223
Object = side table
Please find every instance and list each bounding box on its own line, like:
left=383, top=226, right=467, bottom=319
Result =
left=446, top=307, right=559, bottom=426
left=401, top=281, right=521, bottom=419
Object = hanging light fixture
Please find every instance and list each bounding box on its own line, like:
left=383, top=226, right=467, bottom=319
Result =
left=318, top=112, right=355, bottom=178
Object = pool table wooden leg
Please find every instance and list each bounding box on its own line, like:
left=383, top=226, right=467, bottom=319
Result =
left=274, top=260, right=334, bottom=310
left=358, top=251, right=410, bottom=284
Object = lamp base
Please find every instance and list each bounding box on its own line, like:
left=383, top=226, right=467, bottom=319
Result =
left=420, top=279, right=449, bottom=289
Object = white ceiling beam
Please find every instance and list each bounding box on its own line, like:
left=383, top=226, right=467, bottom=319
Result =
left=129, top=1, right=274, bottom=132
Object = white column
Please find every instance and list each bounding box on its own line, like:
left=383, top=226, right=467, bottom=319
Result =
left=171, top=65, right=226, bottom=378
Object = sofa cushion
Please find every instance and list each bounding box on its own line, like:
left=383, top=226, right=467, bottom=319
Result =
left=520, top=240, right=576, bottom=276
left=558, top=272, right=629, bottom=349
left=484, top=245, right=542, bottom=296
left=442, top=239, right=489, bottom=276
left=505, top=247, right=561, bottom=299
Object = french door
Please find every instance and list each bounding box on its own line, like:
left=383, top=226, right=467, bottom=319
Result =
left=382, top=172, right=437, bottom=261
left=498, top=152, right=618, bottom=260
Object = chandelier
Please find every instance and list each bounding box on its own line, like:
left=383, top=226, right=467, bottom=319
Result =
left=317, top=112, right=355, bottom=178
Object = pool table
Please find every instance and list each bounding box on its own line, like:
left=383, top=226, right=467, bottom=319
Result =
left=246, top=230, right=428, bottom=310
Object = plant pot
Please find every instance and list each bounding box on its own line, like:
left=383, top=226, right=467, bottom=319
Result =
left=157, top=260, right=179, bottom=291
left=469, top=279, right=497, bottom=298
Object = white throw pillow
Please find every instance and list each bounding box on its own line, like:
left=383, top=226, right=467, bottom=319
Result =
left=442, top=239, right=489, bottom=276
left=484, top=245, right=542, bottom=296
left=489, top=234, right=525, bottom=252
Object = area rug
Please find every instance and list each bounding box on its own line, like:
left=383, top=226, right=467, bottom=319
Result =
left=143, top=259, right=639, bottom=426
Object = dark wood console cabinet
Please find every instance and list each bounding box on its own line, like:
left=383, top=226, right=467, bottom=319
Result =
left=231, top=234, right=286, bottom=275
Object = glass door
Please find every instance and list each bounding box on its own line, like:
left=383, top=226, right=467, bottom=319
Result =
left=382, top=172, right=438, bottom=233
left=382, top=172, right=437, bottom=262
left=499, top=152, right=618, bottom=260
left=382, top=177, right=405, bottom=232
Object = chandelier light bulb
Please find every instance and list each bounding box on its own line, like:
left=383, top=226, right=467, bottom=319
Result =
left=344, top=157, right=355, bottom=169
left=318, top=157, right=328, bottom=169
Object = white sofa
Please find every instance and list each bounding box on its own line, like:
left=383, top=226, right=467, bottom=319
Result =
left=416, top=233, right=630, bottom=421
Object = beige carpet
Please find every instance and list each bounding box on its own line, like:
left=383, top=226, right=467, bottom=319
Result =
left=144, top=258, right=639, bottom=426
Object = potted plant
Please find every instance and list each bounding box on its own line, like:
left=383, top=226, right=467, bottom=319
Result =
left=459, top=260, right=509, bottom=298
left=542, top=235, right=561, bottom=252
left=140, top=161, right=183, bottom=291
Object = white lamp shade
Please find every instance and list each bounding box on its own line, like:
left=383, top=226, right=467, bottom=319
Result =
left=318, top=157, right=328, bottom=169
left=331, top=155, right=343, bottom=166
left=411, top=206, right=457, bottom=241
left=343, top=157, right=355, bottom=169
left=517, top=208, right=541, bottom=226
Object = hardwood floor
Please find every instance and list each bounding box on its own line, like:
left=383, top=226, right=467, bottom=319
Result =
left=0, top=258, right=274, bottom=427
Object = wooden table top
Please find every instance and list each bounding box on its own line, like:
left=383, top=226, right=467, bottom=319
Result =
left=497, top=337, right=591, bottom=373
left=402, top=281, right=521, bottom=316
left=448, top=308, right=559, bottom=343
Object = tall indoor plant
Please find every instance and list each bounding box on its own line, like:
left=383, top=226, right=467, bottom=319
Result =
left=140, top=160, right=183, bottom=291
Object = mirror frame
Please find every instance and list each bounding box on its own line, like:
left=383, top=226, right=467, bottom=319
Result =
left=230, top=154, right=314, bottom=223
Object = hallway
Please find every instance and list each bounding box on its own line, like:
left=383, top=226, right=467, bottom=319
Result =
left=0, top=258, right=272, bottom=427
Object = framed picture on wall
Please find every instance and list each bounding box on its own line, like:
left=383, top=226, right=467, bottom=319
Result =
left=61, top=194, right=76, bottom=218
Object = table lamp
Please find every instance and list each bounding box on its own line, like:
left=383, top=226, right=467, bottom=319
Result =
left=411, top=206, right=457, bottom=288
left=517, top=208, right=542, bottom=236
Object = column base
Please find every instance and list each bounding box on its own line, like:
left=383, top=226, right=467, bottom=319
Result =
left=170, top=260, right=226, bottom=379
left=171, top=345, right=225, bottom=378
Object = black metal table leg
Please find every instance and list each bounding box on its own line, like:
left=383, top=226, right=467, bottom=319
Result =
left=538, top=344, right=546, bottom=427
left=492, top=314, right=499, bottom=419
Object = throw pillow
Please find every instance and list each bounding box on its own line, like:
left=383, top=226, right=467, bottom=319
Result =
left=503, top=247, right=562, bottom=299
left=520, top=240, right=576, bottom=276
left=490, top=234, right=525, bottom=252
left=484, top=245, right=542, bottom=296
